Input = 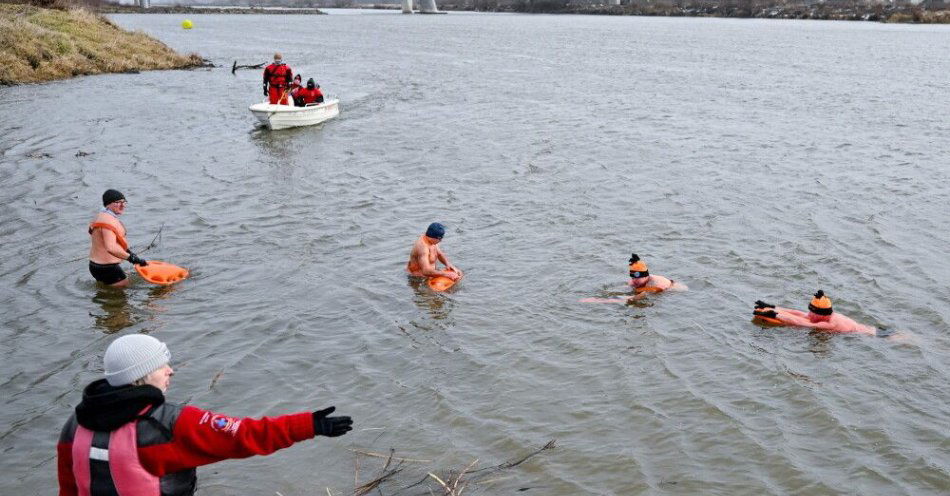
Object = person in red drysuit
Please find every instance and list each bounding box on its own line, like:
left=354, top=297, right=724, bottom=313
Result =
left=263, top=52, right=293, bottom=105
left=289, top=74, right=303, bottom=101
left=294, top=78, right=324, bottom=107
left=57, top=334, right=352, bottom=496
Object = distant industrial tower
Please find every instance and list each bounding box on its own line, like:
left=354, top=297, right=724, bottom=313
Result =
left=403, top=0, right=442, bottom=13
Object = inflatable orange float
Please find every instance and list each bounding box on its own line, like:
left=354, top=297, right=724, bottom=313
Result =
left=135, top=260, right=189, bottom=285
left=752, top=314, right=785, bottom=326
left=428, top=275, right=459, bottom=292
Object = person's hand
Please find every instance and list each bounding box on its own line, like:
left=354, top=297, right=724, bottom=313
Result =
left=444, top=270, right=460, bottom=281
left=754, top=300, right=774, bottom=309
left=263, top=85, right=268, bottom=96
left=312, top=406, right=352, bottom=437
left=127, top=251, right=148, bottom=266
left=627, top=292, right=648, bottom=303
left=753, top=309, right=778, bottom=319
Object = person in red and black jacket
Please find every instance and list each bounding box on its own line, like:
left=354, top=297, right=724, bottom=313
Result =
left=289, top=74, right=303, bottom=101
left=294, top=78, right=325, bottom=107
left=263, top=53, right=293, bottom=105
left=57, top=334, right=352, bottom=496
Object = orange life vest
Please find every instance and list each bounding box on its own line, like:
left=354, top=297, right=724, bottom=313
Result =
left=89, top=216, right=129, bottom=251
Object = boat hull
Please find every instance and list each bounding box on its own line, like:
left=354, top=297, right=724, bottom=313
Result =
left=249, top=98, right=340, bottom=130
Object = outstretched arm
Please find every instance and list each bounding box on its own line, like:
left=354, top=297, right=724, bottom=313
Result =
left=774, top=307, right=807, bottom=318
left=140, top=406, right=316, bottom=475
left=773, top=310, right=816, bottom=327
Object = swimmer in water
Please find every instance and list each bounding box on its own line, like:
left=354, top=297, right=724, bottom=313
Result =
left=753, top=290, right=878, bottom=335
left=406, top=222, right=462, bottom=281
left=88, top=189, right=148, bottom=288
left=627, top=254, right=688, bottom=301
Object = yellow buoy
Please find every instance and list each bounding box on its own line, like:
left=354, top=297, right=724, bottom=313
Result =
left=181, top=19, right=193, bottom=30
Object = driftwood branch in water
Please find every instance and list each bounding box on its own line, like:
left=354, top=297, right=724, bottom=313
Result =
left=372, top=439, right=557, bottom=495
left=354, top=449, right=404, bottom=496
left=232, top=60, right=266, bottom=74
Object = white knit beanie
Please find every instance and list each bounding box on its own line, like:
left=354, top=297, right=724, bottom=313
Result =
left=104, top=334, right=171, bottom=386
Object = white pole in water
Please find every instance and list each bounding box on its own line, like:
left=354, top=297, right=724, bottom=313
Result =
left=402, top=0, right=413, bottom=13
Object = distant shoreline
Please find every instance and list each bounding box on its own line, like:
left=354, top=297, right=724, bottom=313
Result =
left=413, top=2, right=950, bottom=23
left=98, top=5, right=325, bottom=15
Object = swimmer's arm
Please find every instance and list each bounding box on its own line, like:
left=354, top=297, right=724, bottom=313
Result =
left=773, top=311, right=813, bottom=327
left=98, top=228, right=131, bottom=260
left=626, top=292, right=649, bottom=302
left=435, top=247, right=462, bottom=276
left=415, top=247, right=452, bottom=278
left=774, top=307, right=807, bottom=318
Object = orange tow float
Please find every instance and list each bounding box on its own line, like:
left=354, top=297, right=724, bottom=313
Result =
left=427, top=269, right=461, bottom=292
left=135, top=261, right=189, bottom=286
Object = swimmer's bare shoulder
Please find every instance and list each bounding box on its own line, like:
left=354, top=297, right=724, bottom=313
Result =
left=655, top=275, right=688, bottom=291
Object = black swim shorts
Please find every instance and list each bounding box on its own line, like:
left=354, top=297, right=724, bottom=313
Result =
left=89, top=261, right=127, bottom=285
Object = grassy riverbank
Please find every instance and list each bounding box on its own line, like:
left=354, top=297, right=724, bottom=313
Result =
left=97, top=4, right=325, bottom=15
left=0, top=3, right=205, bottom=85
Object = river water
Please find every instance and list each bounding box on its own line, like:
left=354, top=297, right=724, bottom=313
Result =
left=1, top=10, right=948, bottom=495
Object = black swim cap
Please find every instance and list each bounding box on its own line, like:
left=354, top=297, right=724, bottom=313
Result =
left=102, top=189, right=125, bottom=206
left=425, top=222, right=445, bottom=239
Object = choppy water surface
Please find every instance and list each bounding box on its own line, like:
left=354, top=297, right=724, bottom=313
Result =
left=2, top=10, right=948, bottom=495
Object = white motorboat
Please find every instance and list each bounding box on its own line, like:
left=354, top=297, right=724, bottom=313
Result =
left=249, top=98, right=340, bottom=130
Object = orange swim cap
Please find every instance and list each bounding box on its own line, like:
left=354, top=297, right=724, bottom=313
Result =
left=628, top=253, right=649, bottom=279
left=808, top=290, right=833, bottom=316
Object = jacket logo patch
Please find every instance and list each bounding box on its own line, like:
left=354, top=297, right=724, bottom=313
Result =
left=200, top=413, right=242, bottom=436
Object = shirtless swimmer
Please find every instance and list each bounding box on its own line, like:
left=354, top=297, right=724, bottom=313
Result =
left=627, top=253, right=688, bottom=301
left=88, top=189, right=148, bottom=288
left=406, top=223, right=462, bottom=281
left=753, top=290, right=877, bottom=335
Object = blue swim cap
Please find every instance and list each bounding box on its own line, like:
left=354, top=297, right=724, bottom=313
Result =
left=425, top=222, right=445, bottom=239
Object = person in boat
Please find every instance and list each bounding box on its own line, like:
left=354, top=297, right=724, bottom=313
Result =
left=289, top=74, right=303, bottom=101
left=294, top=78, right=324, bottom=107
left=263, top=52, right=293, bottom=105
left=57, top=334, right=353, bottom=496
left=89, top=189, right=148, bottom=288
left=753, top=290, right=877, bottom=335
left=406, top=222, right=462, bottom=281
left=626, top=253, right=688, bottom=301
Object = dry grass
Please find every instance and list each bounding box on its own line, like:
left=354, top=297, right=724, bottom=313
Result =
left=344, top=439, right=557, bottom=495
left=887, top=9, right=950, bottom=23
left=0, top=3, right=204, bottom=85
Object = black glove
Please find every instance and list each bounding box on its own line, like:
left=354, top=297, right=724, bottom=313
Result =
left=754, top=300, right=774, bottom=309
left=754, top=309, right=778, bottom=319
left=263, top=85, right=268, bottom=96
left=312, top=406, right=352, bottom=437
left=127, top=251, right=148, bottom=266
